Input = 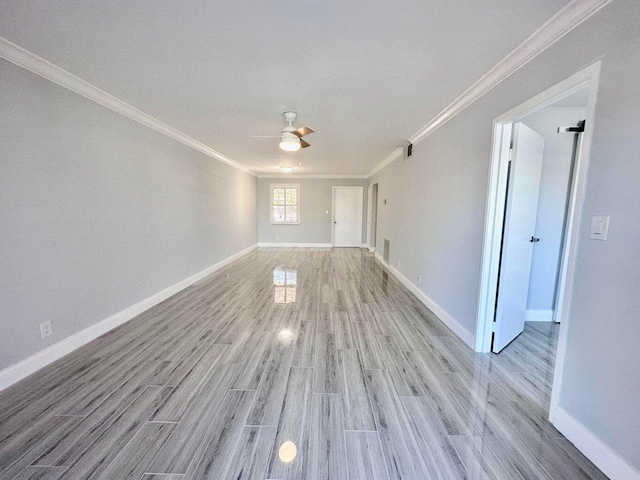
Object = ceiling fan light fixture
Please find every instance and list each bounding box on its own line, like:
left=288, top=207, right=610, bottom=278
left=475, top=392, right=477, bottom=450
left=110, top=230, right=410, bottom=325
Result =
left=279, top=132, right=301, bottom=152
left=280, top=165, right=293, bottom=173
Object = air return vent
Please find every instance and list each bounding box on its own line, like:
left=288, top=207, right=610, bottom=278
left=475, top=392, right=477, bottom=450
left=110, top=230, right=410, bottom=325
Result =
left=403, top=142, right=413, bottom=159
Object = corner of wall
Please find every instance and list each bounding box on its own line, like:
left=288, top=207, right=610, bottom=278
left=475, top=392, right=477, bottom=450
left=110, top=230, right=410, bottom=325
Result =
left=551, top=405, right=640, bottom=480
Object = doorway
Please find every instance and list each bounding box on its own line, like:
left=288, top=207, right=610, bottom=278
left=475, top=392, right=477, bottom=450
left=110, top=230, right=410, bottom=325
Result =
left=367, top=183, right=378, bottom=252
left=475, top=62, right=600, bottom=418
left=492, top=102, right=587, bottom=352
left=332, top=186, right=364, bottom=247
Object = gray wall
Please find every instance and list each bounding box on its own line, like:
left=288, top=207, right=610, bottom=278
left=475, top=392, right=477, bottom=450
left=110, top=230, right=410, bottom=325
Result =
left=522, top=106, right=587, bottom=312
left=257, top=178, right=368, bottom=245
left=369, top=1, right=640, bottom=469
left=0, top=59, right=258, bottom=369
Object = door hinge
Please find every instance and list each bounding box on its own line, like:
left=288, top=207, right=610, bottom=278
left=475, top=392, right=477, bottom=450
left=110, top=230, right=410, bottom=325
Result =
left=492, top=321, right=496, bottom=332
left=508, top=148, right=513, bottom=161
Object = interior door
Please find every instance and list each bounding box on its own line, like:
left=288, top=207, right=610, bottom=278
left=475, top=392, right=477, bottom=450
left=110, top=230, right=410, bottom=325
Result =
left=333, top=187, right=363, bottom=247
left=493, top=122, right=545, bottom=352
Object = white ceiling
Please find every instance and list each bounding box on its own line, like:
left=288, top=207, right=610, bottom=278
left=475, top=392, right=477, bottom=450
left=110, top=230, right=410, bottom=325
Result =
left=0, top=0, right=571, bottom=175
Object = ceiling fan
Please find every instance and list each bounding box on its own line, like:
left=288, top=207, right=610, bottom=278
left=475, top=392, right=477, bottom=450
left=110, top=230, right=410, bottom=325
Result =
left=253, top=112, right=314, bottom=152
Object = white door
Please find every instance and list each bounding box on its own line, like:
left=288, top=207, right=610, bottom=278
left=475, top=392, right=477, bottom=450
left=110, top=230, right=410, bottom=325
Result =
left=493, top=123, right=545, bottom=352
left=333, top=187, right=363, bottom=247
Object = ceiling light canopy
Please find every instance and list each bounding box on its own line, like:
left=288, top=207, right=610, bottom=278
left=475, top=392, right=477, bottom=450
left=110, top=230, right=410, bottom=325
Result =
left=279, top=165, right=293, bottom=173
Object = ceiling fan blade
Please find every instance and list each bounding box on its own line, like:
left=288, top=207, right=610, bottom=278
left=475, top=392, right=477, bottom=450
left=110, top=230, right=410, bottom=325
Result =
left=293, top=126, right=314, bottom=138
left=251, top=135, right=281, bottom=138
left=300, top=139, right=311, bottom=148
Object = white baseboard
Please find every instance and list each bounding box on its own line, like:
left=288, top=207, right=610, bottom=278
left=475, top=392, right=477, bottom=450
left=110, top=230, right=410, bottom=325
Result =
left=258, top=243, right=332, bottom=248
left=525, top=309, right=554, bottom=322
left=368, top=247, right=375, bottom=253
left=360, top=244, right=368, bottom=249
left=375, top=252, right=384, bottom=263
left=551, top=406, right=640, bottom=480
left=0, top=243, right=258, bottom=392
left=373, top=255, right=475, bottom=348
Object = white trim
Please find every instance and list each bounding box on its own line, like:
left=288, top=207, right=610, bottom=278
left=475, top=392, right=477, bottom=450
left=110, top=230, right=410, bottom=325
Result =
left=525, top=309, right=554, bottom=322
left=368, top=148, right=403, bottom=178
left=258, top=243, right=332, bottom=248
left=0, top=244, right=258, bottom=392
left=551, top=406, right=640, bottom=480
left=474, top=121, right=513, bottom=351
left=495, top=80, right=592, bottom=124
left=373, top=255, right=475, bottom=348
left=409, top=0, right=611, bottom=145
left=258, top=174, right=368, bottom=179
left=366, top=185, right=373, bottom=248
left=375, top=251, right=385, bottom=264
left=360, top=244, right=368, bottom=249
left=367, top=183, right=379, bottom=252
left=475, top=61, right=601, bottom=353
left=549, top=62, right=601, bottom=417
left=0, top=37, right=254, bottom=176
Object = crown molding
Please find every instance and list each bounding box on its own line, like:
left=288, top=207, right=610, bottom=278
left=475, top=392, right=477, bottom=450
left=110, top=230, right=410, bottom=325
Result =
left=2, top=0, right=610, bottom=179
left=257, top=174, right=368, bottom=179
left=0, top=37, right=255, bottom=176
left=409, top=0, right=611, bottom=145
left=367, top=0, right=611, bottom=177
left=367, top=147, right=403, bottom=178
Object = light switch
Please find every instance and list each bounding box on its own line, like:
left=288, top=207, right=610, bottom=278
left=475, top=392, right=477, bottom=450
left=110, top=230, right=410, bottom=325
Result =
left=589, top=215, right=610, bottom=240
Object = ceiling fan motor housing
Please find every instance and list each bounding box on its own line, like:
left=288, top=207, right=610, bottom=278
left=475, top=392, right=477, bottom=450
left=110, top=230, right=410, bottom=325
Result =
left=279, top=131, right=301, bottom=151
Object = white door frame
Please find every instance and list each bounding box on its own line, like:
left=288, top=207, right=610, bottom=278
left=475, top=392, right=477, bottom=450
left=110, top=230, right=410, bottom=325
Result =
left=331, top=186, right=364, bottom=247
left=474, top=62, right=601, bottom=415
left=366, top=184, right=378, bottom=252
left=367, top=185, right=373, bottom=249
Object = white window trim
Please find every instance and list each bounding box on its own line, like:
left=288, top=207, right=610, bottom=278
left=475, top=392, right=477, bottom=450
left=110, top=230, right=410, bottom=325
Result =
left=270, top=184, right=300, bottom=225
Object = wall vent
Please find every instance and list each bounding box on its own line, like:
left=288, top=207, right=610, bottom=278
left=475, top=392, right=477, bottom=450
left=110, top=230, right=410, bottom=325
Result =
left=403, top=142, right=413, bottom=160
left=383, top=239, right=390, bottom=263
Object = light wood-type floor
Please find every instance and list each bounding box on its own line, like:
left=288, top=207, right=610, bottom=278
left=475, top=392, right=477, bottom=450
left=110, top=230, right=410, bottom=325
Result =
left=0, top=248, right=607, bottom=479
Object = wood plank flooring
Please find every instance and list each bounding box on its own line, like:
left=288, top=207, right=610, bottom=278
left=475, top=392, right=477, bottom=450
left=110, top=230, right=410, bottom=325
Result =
left=0, top=248, right=608, bottom=479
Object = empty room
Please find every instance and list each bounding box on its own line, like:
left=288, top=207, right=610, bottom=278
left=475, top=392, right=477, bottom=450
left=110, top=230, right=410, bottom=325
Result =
left=1, top=1, right=639, bottom=479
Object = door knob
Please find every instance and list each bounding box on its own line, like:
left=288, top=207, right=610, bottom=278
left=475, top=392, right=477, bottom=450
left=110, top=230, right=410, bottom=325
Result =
left=530, top=236, right=540, bottom=243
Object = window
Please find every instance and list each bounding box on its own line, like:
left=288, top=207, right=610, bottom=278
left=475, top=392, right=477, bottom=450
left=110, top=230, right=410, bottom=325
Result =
left=271, top=184, right=300, bottom=224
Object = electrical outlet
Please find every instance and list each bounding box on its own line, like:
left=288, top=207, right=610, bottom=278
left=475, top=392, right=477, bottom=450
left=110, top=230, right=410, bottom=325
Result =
left=40, top=320, right=53, bottom=338
left=417, top=275, right=422, bottom=284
